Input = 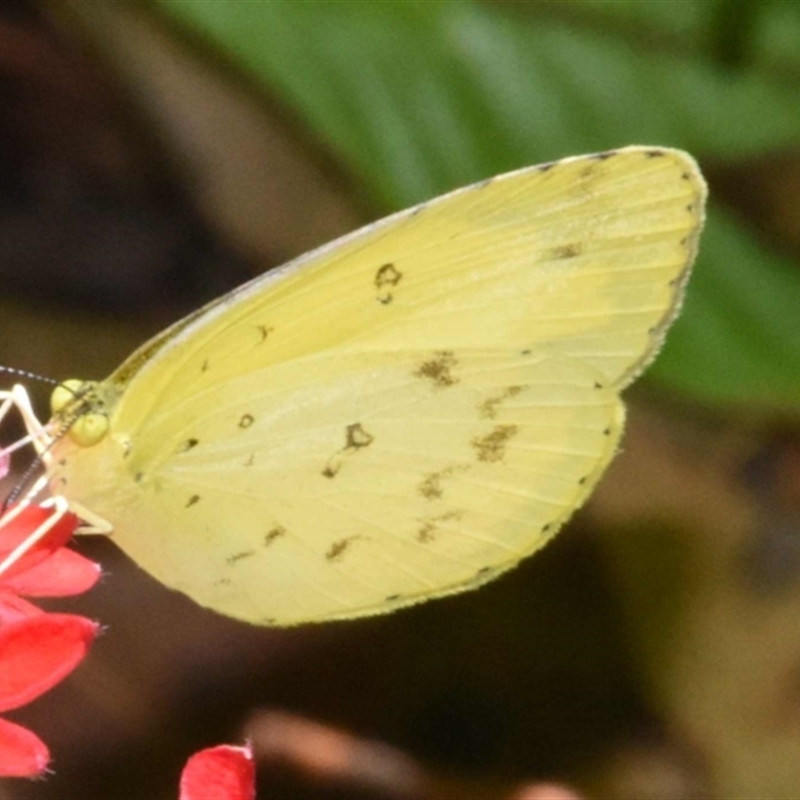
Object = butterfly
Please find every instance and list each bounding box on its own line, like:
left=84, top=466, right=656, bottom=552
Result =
left=31, top=146, right=705, bottom=626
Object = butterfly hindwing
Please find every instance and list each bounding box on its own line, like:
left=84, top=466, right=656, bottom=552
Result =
left=58, top=351, right=621, bottom=623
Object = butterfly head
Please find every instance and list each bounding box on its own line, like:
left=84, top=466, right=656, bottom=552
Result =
left=50, top=380, right=111, bottom=447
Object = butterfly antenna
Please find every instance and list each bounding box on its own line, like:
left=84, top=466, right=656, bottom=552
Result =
left=2, top=417, right=77, bottom=512
left=4, top=454, right=47, bottom=511
left=0, top=366, right=59, bottom=386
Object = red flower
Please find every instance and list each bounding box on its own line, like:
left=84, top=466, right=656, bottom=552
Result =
left=180, top=744, right=255, bottom=800
left=0, top=503, right=100, bottom=597
left=0, top=503, right=100, bottom=778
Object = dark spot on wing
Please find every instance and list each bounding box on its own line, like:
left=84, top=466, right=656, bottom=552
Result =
left=201, top=359, right=210, bottom=373
left=58, top=458, right=66, bottom=466
left=418, top=465, right=468, bottom=500
left=375, top=263, right=403, bottom=305
left=345, top=422, right=374, bottom=451
left=182, top=438, right=199, bottom=452
left=547, top=243, right=583, bottom=261
left=594, top=381, right=604, bottom=390
left=239, top=413, right=255, bottom=429
left=419, top=472, right=444, bottom=500
left=521, top=349, right=531, bottom=356
left=417, top=520, right=436, bottom=543
left=257, top=325, right=274, bottom=343
left=645, top=149, right=666, bottom=158
left=471, top=425, right=519, bottom=463
left=603, top=427, right=612, bottom=436
left=135, top=472, right=143, bottom=484
left=417, top=511, right=462, bottom=543
left=326, top=535, right=361, bottom=562
left=385, top=593, right=403, bottom=602
left=465, top=565, right=499, bottom=588
left=186, top=494, right=200, bottom=508
left=592, top=150, right=615, bottom=161
left=322, top=423, right=374, bottom=478
left=479, top=386, right=523, bottom=420
left=265, top=525, right=286, bottom=546
left=578, top=476, right=588, bottom=486
left=538, top=160, right=557, bottom=172
left=227, top=550, right=256, bottom=565
left=414, top=350, right=458, bottom=389
left=542, top=523, right=552, bottom=533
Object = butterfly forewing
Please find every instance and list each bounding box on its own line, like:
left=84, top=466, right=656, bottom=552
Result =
left=108, top=148, right=703, bottom=435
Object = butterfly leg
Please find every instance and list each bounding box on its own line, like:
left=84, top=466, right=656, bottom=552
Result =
left=0, top=384, right=56, bottom=461
left=69, top=501, right=113, bottom=536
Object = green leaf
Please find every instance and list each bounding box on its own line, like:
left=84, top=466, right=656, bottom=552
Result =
left=654, top=208, right=800, bottom=408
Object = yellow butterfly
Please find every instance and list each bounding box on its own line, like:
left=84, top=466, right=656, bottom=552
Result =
left=33, top=146, right=705, bottom=625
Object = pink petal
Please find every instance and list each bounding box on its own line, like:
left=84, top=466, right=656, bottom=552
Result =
left=0, top=717, right=49, bottom=777
left=0, top=506, right=79, bottom=579
left=180, top=744, right=255, bottom=800
left=3, top=547, right=101, bottom=597
left=0, top=613, right=97, bottom=712
left=0, top=589, right=43, bottom=625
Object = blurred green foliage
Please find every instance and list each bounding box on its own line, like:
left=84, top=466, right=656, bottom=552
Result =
left=153, top=0, right=800, bottom=410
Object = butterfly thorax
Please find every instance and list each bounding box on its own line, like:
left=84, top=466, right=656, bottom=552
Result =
left=49, top=379, right=121, bottom=448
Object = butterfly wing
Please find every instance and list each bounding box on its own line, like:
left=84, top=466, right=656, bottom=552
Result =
left=51, top=147, right=705, bottom=624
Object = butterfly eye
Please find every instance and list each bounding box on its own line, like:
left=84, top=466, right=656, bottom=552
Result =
left=68, top=413, right=109, bottom=447
left=50, top=379, right=86, bottom=415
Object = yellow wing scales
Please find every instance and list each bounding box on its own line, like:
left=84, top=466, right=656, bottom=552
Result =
left=56, top=352, right=622, bottom=624
left=47, top=146, right=706, bottom=625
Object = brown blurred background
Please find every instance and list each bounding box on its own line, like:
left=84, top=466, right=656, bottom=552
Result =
left=3, top=2, right=800, bottom=798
